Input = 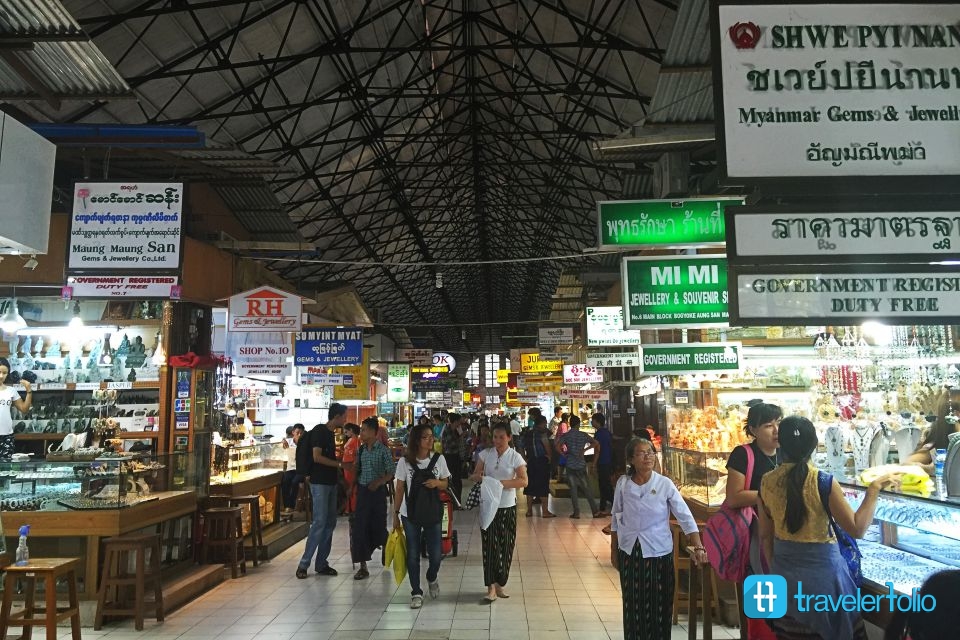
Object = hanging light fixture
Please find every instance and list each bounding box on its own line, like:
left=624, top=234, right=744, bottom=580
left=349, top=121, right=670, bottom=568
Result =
left=68, top=300, right=84, bottom=329
left=0, top=297, right=27, bottom=335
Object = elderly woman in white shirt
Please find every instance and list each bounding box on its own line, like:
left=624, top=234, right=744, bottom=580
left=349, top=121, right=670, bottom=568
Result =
left=610, top=438, right=706, bottom=640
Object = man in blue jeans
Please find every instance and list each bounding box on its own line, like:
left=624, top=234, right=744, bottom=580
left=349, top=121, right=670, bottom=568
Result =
left=296, top=403, right=348, bottom=579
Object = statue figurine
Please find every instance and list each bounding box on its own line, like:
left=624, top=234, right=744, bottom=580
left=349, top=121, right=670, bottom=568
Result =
left=126, top=336, right=147, bottom=368
left=45, top=340, right=61, bottom=358
left=110, top=356, right=123, bottom=381
left=127, top=368, right=137, bottom=382
left=116, top=334, right=130, bottom=358
left=31, top=336, right=43, bottom=355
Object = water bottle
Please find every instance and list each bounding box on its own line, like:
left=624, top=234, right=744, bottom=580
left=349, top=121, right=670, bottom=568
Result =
left=14, top=525, right=30, bottom=566
left=935, top=449, right=948, bottom=496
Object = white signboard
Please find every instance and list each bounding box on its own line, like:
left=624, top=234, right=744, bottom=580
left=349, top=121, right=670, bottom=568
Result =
left=70, top=183, right=183, bottom=270
left=730, top=210, right=960, bottom=260
left=715, top=3, right=960, bottom=179
left=387, top=364, right=411, bottom=403
left=733, top=266, right=960, bottom=324
left=228, top=285, right=303, bottom=332
left=228, top=331, right=293, bottom=379
left=431, top=352, right=457, bottom=373
left=586, top=306, right=643, bottom=346
left=300, top=373, right=355, bottom=386
left=587, top=351, right=642, bottom=368
left=563, top=364, right=604, bottom=384
left=538, top=326, right=574, bottom=346
left=398, top=348, right=433, bottom=366
left=559, top=389, right=610, bottom=402
left=67, top=275, right=178, bottom=298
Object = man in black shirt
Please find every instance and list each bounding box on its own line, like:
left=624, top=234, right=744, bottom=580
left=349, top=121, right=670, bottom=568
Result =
left=296, top=403, right=349, bottom=579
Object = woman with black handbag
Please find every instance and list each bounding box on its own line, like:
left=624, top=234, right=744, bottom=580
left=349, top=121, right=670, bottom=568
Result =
left=758, top=416, right=897, bottom=640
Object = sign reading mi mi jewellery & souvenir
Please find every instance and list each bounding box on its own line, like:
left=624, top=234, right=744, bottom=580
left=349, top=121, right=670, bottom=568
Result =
left=730, top=264, right=960, bottom=325
left=640, top=343, right=743, bottom=376
left=621, top=256, right=729, bottom=329
left=597, top=198, right=742, bottom=249
left=712, top=2, right=960, bottom=183
left=727, top=207, right=960, bottom=263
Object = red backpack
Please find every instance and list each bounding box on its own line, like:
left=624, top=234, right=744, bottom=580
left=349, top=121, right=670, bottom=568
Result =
left=703, top=445, right=756, bottom=582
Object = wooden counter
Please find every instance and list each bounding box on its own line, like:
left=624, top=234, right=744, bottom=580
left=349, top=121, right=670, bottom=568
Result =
left=209, top=470, right=283, bottom=531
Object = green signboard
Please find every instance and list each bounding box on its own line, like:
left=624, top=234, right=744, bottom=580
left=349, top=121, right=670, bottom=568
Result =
left=640, top=343, right=742, bottom=376
left=621, top=255, right=729, bottom=329
left=597, top=198, right=741, bottom=249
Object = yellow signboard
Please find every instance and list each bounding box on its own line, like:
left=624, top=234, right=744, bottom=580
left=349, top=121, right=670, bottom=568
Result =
left=520, top=353, right=563, bottom=373
left=464, top=392, right=472, bottom=403
left=496, top=369, right=510, bottom=384
left=333, top=348, right=370, bottom=401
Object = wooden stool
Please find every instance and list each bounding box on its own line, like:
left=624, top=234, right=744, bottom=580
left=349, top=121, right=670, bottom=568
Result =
left=0, top=557, right=81, bottom=640
left=295, top=480, right=312, bottom=521
left=671, top=523, right=719, bottom=624
left=230, top=495, right=265, bottom=566
left=687, top=560, right=717, bottom=640
left=95, top=534, right=164, bottom=631
left=201, top=507, right=246, bottom=579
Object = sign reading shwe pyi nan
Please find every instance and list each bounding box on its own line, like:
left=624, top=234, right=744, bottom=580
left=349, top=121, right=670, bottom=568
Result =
left=621, top=256, right=729, bottom=329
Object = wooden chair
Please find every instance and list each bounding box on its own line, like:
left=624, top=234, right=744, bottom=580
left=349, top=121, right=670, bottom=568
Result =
left=95, top=534, right=164, bottom=631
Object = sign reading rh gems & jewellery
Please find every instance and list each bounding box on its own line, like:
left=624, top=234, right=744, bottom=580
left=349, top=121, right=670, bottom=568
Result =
left=730, top=264, right=960, bottom=325
left=621, top=255, right=729, bottom=329
left=597, top=198, right=741, bottom=248
left=712, top=2, right=960, bottom=186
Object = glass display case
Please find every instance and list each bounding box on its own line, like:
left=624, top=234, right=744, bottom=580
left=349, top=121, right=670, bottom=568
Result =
left=0, top=451, right=200, bottom=512
left=663, top=447, right=729, bottom=508
left=210, top=442, right=286, bottom=486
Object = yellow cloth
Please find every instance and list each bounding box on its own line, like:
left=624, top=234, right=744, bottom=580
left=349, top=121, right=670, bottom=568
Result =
left=384, top=528, right=407, bottom=585
left=760, top=463, right=832, bottom=543
left=859, top=464, right=933, bottom=497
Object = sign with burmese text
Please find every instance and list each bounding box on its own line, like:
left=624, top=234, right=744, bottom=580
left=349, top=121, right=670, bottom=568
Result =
left=294, top=326, right=363, bottom=365
left=537, top=326, right=574, bottom=346
left=585, top=306, right=642, bottom=347
left=598, top=198, right=740, bottom=249
left=69, top=183, right=183, bottom=271
left=640, top=343, right=743, bottom=376
left=387, top=364, right=411, bottom=403
left=712, top=2, right=960, bottom=181
left=731, top=264, right=960, bottom=325
left=727, top=207, right=960, bottom=263
left=621, top=256, right=729, bottom=329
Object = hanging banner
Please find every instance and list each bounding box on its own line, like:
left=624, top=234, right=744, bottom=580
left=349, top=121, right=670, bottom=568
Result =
left=586, top=351, right=642, bottom=369
left=621, top=255, right=729, bottom=329
left=563, top=365, right=604, bottom=384
left=640, top=343, right=743, bottom=376
left=333, top=348, right=370, bottom=401
left=726, top=206, right=960, bottom=264
left=398, top=348, right=433, bottom=366
left=585, top=306, right=643, bottom=347
left=66, top=275, right=178, bottom=298
left=731, top=264, right=960, bottom=325
left=538, top=326, right=574, bottom=346
left=227, top=330, right=292, bottom=379
left=559, top=389, right=610, bottom=402
left=229, top=286, right=303, bottom=332
left=597, top=198, right=741, bottom=248
left=712, top=2, right=960, bottom=187
left=294, top=326, right=363, bottom=365
left=387, top=363, right=411, bottom=403
left=69, top=182, right=184, bottom=272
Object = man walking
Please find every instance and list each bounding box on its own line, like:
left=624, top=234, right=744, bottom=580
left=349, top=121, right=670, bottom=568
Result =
left=441, top=413, right=463, bottom=504
left=296, top=403, right=348, bottom=579
left=352, top=417, right=395, bottom=580
left=555, top=415, right=601, bottom=519
left=592, top=413, right=614, bottom=516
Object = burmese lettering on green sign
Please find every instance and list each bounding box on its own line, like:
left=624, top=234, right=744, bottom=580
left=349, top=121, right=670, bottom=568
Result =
left=597, top=198, right=741, bottom=249
left=640, top=343, right=742, bottom=376
left=621, top=255, right=730, bottom=329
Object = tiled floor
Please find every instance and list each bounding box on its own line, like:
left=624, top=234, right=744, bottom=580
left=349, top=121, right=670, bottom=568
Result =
left=85, top=493, right=741, bottom=640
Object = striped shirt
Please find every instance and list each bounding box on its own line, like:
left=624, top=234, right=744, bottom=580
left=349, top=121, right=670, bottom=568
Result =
left=356, top=440, right=395, bottom=486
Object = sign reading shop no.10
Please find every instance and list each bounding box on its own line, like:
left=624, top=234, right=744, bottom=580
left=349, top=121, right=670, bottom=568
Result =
left=621, top=255, right=729, bottom=329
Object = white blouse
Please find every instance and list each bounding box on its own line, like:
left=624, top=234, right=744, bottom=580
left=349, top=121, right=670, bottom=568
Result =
left=479, top=447, right=526, bottom=508
left=610, top=472, right=699, bottom=558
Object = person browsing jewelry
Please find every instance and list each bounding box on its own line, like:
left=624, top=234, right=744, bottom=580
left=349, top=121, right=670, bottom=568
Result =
left=610, top=438, right=705, bottom=640
left=0, top=357, right=33, bottom=461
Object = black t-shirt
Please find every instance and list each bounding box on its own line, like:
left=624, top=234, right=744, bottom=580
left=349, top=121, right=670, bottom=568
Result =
left=308, top=424, right=338, bottom=485
left=725, top=442, right=779, bottom=492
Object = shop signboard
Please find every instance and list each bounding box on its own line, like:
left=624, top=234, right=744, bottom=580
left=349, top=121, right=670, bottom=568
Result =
left=621, top=256, right=729, bottom=329
left=398, top=348, right=432, bottom=366
left=563, top=364, right=603, bottom=384
left=412, top=378, right=461, bottom=393
left=597, top=198, right=742, bottom=249
left=538, top=326, right=574, bottom=346
left=229, top=331, right=293, bottom=379
left=431, top=352, right=457, bottom=373
left=520, top=353, right=563, bottom=373
left=712, top=2, right=960, bottom=190
left=387, top=363, right=411, bottom=403
left=635, top=377, right=661, bottom=396
left=726, top=205, right=960, bottom=264
left=333, top=348, right=370, bottom=401
left=559, top=389, right=610, bottom=402
left=300, top=373, right=355, bottom=386
left=585, top=306, right=643, bottom=346
left=639, top=343, right=743, bottom=376
left=69, top=182, right=184, bottom=272
left=586, top=351, right=641, bottom=368
left=66, top=275, right=179, bottom=298
left=294, top=326, right=363, bottom=366
left=496, top=369, right=510, bottom=384
left=229, top=286, right=303, bottom=332
left=730, top=264, right=960, bottom=325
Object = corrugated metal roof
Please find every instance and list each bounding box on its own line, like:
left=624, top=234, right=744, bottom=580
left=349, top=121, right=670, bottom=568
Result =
left=0, top=0, right=131, bottom=102
left=661, top=0, right=711, bottom=67
left=646, top=71, right=713, bottom=124
left=212, top=181, right=304, bottom=243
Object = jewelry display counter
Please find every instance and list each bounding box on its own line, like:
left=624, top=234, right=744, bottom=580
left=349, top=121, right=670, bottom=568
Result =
left=209, top=442, right=285, bottom=531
